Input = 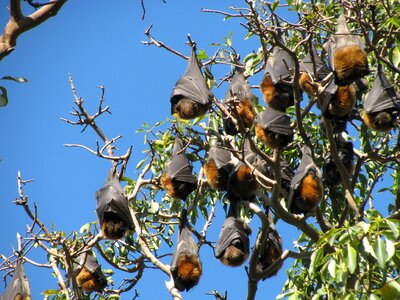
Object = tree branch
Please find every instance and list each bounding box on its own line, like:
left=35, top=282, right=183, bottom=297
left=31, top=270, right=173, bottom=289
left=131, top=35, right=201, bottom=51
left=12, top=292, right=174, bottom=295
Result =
left=0, top=0, right=67, bottom=60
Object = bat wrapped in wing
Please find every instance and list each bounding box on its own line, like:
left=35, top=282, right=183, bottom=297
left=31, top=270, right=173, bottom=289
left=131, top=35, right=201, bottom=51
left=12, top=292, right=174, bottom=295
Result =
left=260, top=46, right=296, bottom=111
left=362, top=65, right=400, bottom=132
left=170, top=211, right=202, bottom=291
left=161, top=137, right=198, bottom=199
left=223, top=68, right=255, bottom=135
left=227, top=138, right=260, bottom=201
left=326, top=14, right=369, bottom=86
left=74, top=251, right=107, bottom=293
left=171, top=47, right=213, bottom=120
left=256, top=211, right=283, bottom=280
left=2, top=262, right=31, bottom=300
left=255, top=107, right=293, bottom=149
left=203, top=141, right=235, bottom=191
left=96, top=168, right=134, bottom=240
left=299, top=45, right=331, bottom=96
left=215, top=202, right=252, bottom=267
left=318, top=78, right=356, bottom=119
left=323, top=135, right=354, bottom=187
left=288, top=146, right=323, bottom=214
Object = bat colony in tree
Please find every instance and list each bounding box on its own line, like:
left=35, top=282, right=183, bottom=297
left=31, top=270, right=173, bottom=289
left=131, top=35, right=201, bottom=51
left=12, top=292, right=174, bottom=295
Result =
left=162, top=11, right=399, bottom=293
left=2, top=10, right=400, bottom=299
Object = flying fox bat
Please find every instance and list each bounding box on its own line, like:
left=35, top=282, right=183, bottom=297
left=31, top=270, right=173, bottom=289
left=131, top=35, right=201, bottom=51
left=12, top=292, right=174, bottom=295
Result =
left=203, top=142, right=235, bottom=191
left=215, top=202, right=252, bottom=267
left=256, top=213, right=283, bottom=280
left=223, top=69, right=255, bottom=135
left=161, top=137, right=198, bottom=199
left=319, top=78, right=356, bottom=118
left=74, top=252, right=107, bottom=293
left=96, top=167, right=134, bottom=240
left=170, top=48, right=213, bottom=120
left=255, top=107, right=293, bottom=149
left=2, top=263, right=31, bottom=300
left=299, top=45, right=331, bottom=96
left=323, top=136, right=354, bottom=187
left=170, top=211, right=202, bottom=291
left=288, top=146, right=323, bottom=214
left=227, top=138, right=261, bottom=201
left=362, top=65, right=400, bottom=132
left=326, top=14, right=369, bottom=86
left=260, top=46, right=295, bottom=111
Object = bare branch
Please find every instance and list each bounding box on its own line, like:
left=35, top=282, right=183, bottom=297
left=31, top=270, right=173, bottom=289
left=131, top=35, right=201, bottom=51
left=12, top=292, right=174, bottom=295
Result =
left=0, top=0, right=67, bottom=60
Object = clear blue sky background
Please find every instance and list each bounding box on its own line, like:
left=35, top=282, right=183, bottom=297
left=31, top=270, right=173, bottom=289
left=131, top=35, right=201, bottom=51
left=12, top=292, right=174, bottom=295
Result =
left=0, top=1, right=392, bottom=299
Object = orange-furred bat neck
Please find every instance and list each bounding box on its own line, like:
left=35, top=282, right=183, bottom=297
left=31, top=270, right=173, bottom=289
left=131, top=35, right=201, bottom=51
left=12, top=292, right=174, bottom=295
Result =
left=333, top=45, right=369, bottom=86
left=176, top=254, right=202, bottom=290
left=298, top=172, right=323, bottom=209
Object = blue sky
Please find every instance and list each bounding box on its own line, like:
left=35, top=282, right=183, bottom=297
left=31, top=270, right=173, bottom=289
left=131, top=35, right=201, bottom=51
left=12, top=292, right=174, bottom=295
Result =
left=1, top=1, right=393, bottom=299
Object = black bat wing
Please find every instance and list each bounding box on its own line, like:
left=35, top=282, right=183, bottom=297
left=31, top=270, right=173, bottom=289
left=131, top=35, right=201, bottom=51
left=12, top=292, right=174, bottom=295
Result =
left=300, top=46, right=331, bottom=80
left=170, top=50, right=213, bottom=107
left=214, top=216, right=250, bottom=258
left=319, top=78, right=338, bottom=116
left=170, top=224, right=198, bottom=272
left=208, top=144, right=233, bottom=170
left=263, top=56, right=275, bottom=78
left=280, top=156, right=294, bottom=182
left=257, top=107, right=293, bottom=136
left=95, top=171, right=134, bottom=229
left=75, top=252, right=100, bottom=274
left=242, top=137, right=257, bottom=165
left=290, top=146, right=319, bottom=191
left=225, top=69, right=253, bottom=102
left=271, top=47, right=295, bottom=84
left=364, top=67, right=399, bottom=113
left=166, top=138, right=197, bottom=184
left=3, top=263, right=30, bottom=299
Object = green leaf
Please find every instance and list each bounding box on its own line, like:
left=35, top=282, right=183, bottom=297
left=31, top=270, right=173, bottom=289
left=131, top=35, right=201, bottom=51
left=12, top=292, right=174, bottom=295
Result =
left=79, top=222, right=91, bottom=234
left=345, top=244, right=357, bottom=274
left=41, top=290, right=59, bottom=295
left=385, top=239, right=395, bottom=262
left=328, top=259, right=336, bottom=278
left=0, top=86, right=8, bottom=107
left=271, top=0, right=279, bottom=11
left=381, top=280, right=400, bottom=300
left=357, top=221, right=370, bottom=234
left=362, top=237, right=374, bottom=256
left=374, top=238, right=388, bottom=268
left=344, top=294, right=356, bottom=300
left=389, top=17, right=400, bottom=28
left=0, top=76, right=28, bottom=83
left=197, top=49, right=208, bottom=60
left=136, top=158, right=147, bottom=170
left=309, top=247, right=324, bottom=273
left=225, top=32, right=233, bottom=47
left=386, top=220, right=399, bottom=239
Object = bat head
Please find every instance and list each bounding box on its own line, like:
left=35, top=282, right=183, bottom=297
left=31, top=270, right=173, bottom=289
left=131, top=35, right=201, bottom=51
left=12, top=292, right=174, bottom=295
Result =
left=171, top=214, right=202, bottom=291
